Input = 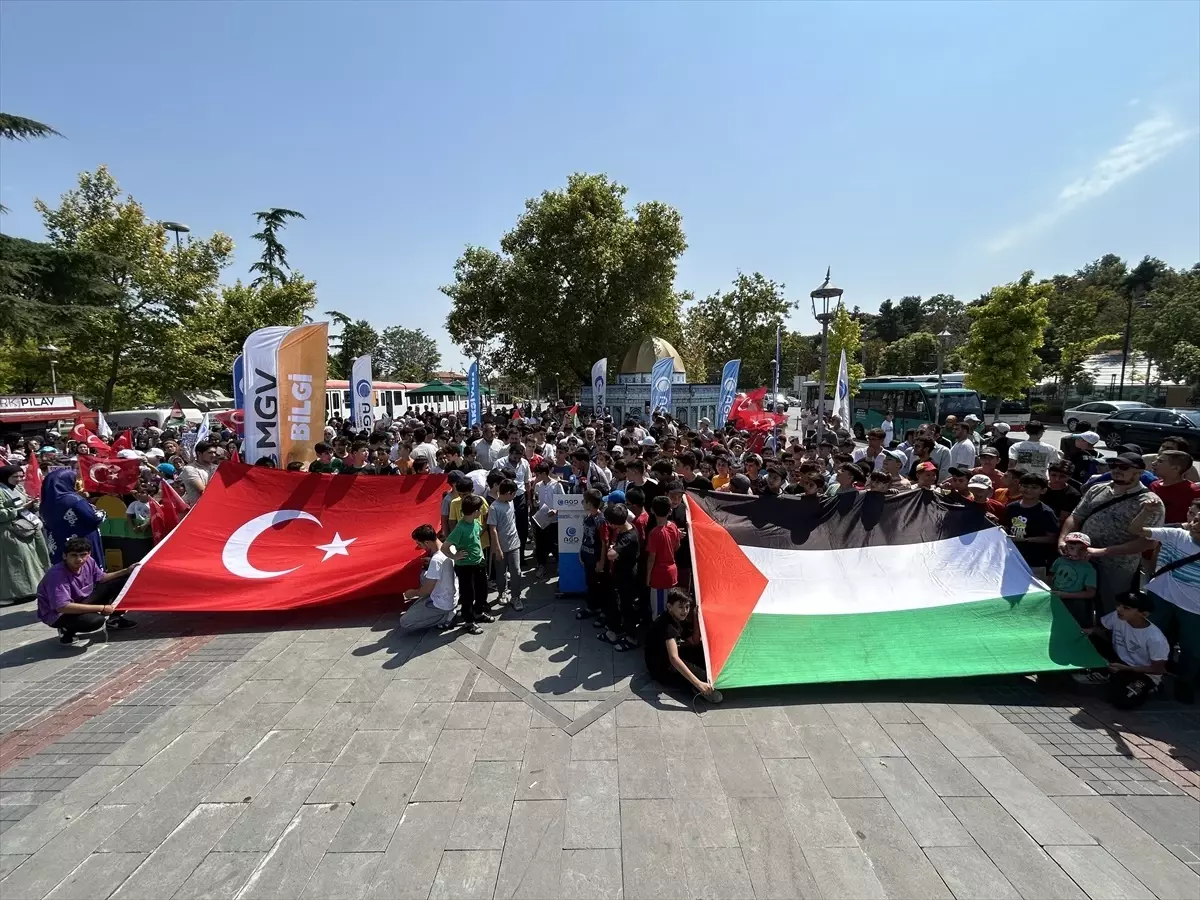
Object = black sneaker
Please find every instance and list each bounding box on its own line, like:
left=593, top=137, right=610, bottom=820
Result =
left=465, top=623, right=484, bottom=635
left=108, top=616, right=137, bottom=630
left=59, top=631, right=77, bottom=645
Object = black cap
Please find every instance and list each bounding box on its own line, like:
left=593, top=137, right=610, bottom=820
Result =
left=1115, top=452, right=1146, bottom=469
left=1116, top=590, right=1154, bottom=612
left=947, top=466, right=972, bottom=478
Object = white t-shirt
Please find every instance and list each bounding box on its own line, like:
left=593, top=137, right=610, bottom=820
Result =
left=1100, top=611, right=1170, bottom=683
left=424, top=550, right=456, bottom=610
left=473, top=437, right=504, bottom=469
left=492, top=456, right=531, bottom=495
left=949, top=439, right=977, bottom=470
left=126, top=500, right=150, bottom=521
left=535, top=478, right=565, bottom=513
left=881, top=420, right=895, bottom=446
left=1146, top=527, right=1200, bottom=615
left=411, top=441, right=442, bottom=474
left=852, top=448, right=885, bottom=471
left=1008, top=440, right=1062, bottom=478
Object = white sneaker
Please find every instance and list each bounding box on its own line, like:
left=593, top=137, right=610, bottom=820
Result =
left=1072, top=670, right=1110, bottom=685
left=512, top=597, right=525, bottom=611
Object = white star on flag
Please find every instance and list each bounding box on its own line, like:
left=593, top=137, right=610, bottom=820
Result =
left=315, top=533, right=356, bottom=562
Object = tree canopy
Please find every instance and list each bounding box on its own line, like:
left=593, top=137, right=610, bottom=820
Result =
left=962, top=272, right=1052, bottom=403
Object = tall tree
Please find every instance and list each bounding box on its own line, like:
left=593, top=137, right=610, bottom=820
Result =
left=0, top=113, right=63, bottom=214
left=682, top=272, right=795, bottom=387
left=326, top=310, right=380, bottom=379
left=817, top=305, right=865, bottom=395
left=377, top=325, right=440, bottom=382
left=878, top=331, right=940, bottom=375
left=443, top=173, right=687, bottom=385
left=249, top=208, right=305, bottom=287
left=896, top=296, right=925, bottom=336
left=33, top=166, right=233, bottom=409
left=920, top=293, right=968, bottom=340
left=962, top=272, right=1051, bottom=407
left=874, top=298, right=902, bottom=342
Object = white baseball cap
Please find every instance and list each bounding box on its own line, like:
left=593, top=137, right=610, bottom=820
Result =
left=1077, top=431, right=1101, bottom=446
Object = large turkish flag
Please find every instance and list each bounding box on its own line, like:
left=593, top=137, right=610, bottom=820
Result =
left=116, top=462, right=446, bottom=612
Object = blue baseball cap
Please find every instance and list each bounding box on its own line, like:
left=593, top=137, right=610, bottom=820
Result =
left=604, top=489, right=626, bottom=504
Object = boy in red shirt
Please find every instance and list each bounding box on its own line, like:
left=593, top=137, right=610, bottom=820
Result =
left=646, top=495, right=681, bottom=618
left=1151, top=450, right=1200, bottom=525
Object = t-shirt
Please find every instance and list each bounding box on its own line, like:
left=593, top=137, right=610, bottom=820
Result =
left=126, top=500, right=150, bottom=523
left=852, top=448, right=885, bottom=471
left=1050, top=557, right=1097, bottom=596
left=486, top=499, right=521, bottom=553
left=308, top=458, right=344, bottom=474
left=610, top=528, right=641, bottom=587
left=1145, top=527, right=1200, bottom=614
left=178, top=461, right=217, bottom=506
left=1100, top=611, right=1170, bottom=683
left=580, top=511, right=603, bottom=563
left=36, top=558, right=102, bottom=625
left=339, top=464, right=377, bottom=475
left=949, top=439, right=977, bottom=470
left=1003, top=500, right=1060, bottom=568
left=473, top=437, right=505, bottom=469
left=1073, top=485, right=1163, bottom=571
left=1008, top=440, right=1062, bottom=479
left=1043, top=485, right=1082, bottom=521
left=712, top=473, right=731, bottom=491
left=647, top=521, right=681, bottom=589
left=411, top=441, right=442, bottom=474
left=644, top=612, right=691, bottom=682
left=448, top=495, right=490, bottom=552
left=423, top=550, right=457, bottom=610
left=492, top=456, right=531, bottom=495
left=446, top=517, right=484, bottom=566
left=1150, top=479, right=1200, bottom=525
left=969, top=466, right=1004, bottom=489
left=534, top=479, right=566, bottom=518
left=683, top=475, right=713, bottom=494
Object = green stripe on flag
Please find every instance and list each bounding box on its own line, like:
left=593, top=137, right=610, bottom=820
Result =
left=713, top=593, right=1105, bottom=689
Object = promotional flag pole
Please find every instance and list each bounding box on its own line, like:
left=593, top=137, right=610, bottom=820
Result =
left=772, top=324, right=781, bottom=450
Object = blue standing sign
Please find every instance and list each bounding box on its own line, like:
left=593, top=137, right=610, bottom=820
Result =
left=231, top=353, right=246, bottom=437
left=649, top=356, right=674, bottom=416
left=467, top=360, right=481, bottom=427
left=717, top=359, right=740, bottom=426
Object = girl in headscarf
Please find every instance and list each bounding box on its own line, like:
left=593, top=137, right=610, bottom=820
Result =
left=39, top=468, right=106, bottom=568
left=1, top=464, right=51, bottom=604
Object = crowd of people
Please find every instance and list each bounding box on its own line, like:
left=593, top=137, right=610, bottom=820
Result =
left=2, top=403, right=1198, bottom=707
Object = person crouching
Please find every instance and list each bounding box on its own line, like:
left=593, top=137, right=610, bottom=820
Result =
left=37, top=537, right=136, bottom=645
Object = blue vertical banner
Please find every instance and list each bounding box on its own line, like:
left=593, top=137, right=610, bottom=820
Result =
left=231, top=353, right=246, bottom=437
left=591, top=357, right=607, bottom=417
left=717, top=359, right=741, bottom=425
left=467, top=360, right=481, bottom=427
left=649, top=356, right=674, bottom=415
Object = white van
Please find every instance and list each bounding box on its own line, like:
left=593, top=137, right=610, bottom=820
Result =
left=105, top=407, right=205, bottom=430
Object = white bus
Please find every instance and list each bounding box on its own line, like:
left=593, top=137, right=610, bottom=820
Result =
left=325, top=380, right=422, bottom=423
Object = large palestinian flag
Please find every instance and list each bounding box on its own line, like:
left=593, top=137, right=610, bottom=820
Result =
left=688, top=490, right=1104, bottom=689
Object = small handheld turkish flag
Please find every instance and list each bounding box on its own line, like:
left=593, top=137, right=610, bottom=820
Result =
left=112, top=430, right=133, bottom=453
left=70, top=422, right=115, bottom=457
left=79, top=457, right=142, bottom=495
left=24, top=462, right=42, bottom=499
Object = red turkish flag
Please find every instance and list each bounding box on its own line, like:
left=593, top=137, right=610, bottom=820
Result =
left=69, top=422, right=115, bottom=457
left=112, top=430, right=133, bottom=453
left=116, top=462, right=444, bottom=612
left=24, top=462, right=42, bottom=499
left=79, top=457, right=142, bottom=495
left=148, top=484, right=190, bottom=542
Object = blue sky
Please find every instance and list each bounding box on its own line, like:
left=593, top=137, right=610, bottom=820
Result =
left=2, top=1, right=1197, bottom=371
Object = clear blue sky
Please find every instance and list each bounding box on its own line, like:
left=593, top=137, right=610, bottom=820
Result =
left=2, top=1, right=1198, bottom=371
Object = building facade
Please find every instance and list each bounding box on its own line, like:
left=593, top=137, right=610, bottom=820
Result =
left=579, top=337, right=721, bottom=428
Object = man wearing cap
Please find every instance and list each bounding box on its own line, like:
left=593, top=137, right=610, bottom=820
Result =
left=949, top=421, right=978, bottom=471
left=986, top=422, right=1014, bottom=472
left=971, top=446, right=1004, bottom=489
left=963, top=414, right=983, bottom=448
left=1049, top=531, right=1099, bottom=625
left=914, top=460, right=940, bottom=490
left=1066, top=431, right=1103, bottom=483
left=1060, top=452, right=1164, bottom=613
left=966, top=474, right=1004, bottom=518
left=882, top=451, right=911, bottom=491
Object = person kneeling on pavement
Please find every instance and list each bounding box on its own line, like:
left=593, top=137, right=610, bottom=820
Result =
left=644, top=588, right=722, bottom=704
left=398, top=524, right=457, bottom=632
left=1074, top=589, right=1169, bottom=709
left=37, top=537, right=136, bottom=645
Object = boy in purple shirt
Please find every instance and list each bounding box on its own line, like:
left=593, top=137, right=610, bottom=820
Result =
left=37, top=537, right=136, bottom=644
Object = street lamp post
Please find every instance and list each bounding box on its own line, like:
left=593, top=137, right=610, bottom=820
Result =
left=935, top=329, right=952, bottom=423
left=162, top=221, right=190, bottom=251
left=810, top=268, right=844, bottom=445
left=39, top=344, right=60, bottom=394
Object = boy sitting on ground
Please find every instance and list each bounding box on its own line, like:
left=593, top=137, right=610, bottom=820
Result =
left=1074, top=589, right=1169, bottom=709
left=37, top=538, right=136, bottom=645
left=644, top=588, right=722, bottom=703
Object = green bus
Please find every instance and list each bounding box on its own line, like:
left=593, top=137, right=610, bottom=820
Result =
left=851, top=378, right=984, bottom=439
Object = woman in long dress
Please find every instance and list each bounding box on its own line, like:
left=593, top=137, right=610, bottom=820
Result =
left=0, top=464, right=52, bottom=604
left=39, top=468, right=106, bottom=568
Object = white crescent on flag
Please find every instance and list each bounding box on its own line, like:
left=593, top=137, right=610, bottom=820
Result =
left=221, top=509, right=358, bottom=580
left=89, top=462, right=117, bottom=484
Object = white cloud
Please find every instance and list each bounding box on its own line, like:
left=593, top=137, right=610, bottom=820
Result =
left=986, top=113, right=1196, bottom=253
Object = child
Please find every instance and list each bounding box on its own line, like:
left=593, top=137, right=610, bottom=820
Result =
left=1075, top=590, right=1170, bottom=709
left=644, top=588, right=721, bottom=702
left=445, top=493, right=491, bottom=634
left=126, top=483, right=152, bottom=535
left=645, top=495, right=681, bottom=619
left=399, top=524, right=457, bottom=632
left=866, top=471, right=891, bottom=493
left=601, top=503, right=640, bottom=651
left=1049, top=531, right=1099, bottom=626
left=577, top=489, right=608, bottom=621
left=532, top=460, right=565, bottom=576
left=487, top=479, right=523, bottom=611
left=1003, top=473, right=1060, bottom=575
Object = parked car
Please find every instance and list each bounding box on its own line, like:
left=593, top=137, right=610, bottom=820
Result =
left=1096, top=408, right=1200, bottom=453
left=1061, top=400, right=1149, bottom=432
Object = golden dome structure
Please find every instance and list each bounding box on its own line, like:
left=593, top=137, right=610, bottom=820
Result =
left=618, top=336, right=686, bottom=379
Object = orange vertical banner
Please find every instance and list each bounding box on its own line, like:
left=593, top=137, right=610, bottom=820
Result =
left=276, top=323, right=328, bottom=466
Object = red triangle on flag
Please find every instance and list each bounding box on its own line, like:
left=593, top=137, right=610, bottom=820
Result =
left=687, top=496, right=769, bottom=683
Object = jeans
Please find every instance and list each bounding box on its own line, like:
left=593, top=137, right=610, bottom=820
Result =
left=454, top=563, right=489, bottom=623
left=1088, top=633, right=1158, bottom=709
left=494, top=548, right=522, bottom=601
left=514, top=493, right=529, bottom=555
left=1149, top=593, right=1200, bottom=686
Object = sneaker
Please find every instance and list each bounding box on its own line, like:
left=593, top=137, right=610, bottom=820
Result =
left=708, top=689, right=724, bottom=704
left=533, top=566, right=545, bottom=578
left=465, top=623, right=484, bottom=635
left=108, top=616, right=137, bottom=630
left=1072, top=670, right=1110, bottom=685
left=477, top=613, right=497, bottom=624
left=511, top=598, right=525, bottom=612
left=58, top=630, right=77, bottom=645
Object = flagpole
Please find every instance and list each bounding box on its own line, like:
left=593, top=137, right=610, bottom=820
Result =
left=772, top=324, right=781, bottom=451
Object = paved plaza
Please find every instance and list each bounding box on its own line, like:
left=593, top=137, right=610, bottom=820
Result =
left=1, top=582, right=1199, bottom=900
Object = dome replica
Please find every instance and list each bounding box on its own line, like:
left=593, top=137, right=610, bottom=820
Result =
left=619, top=336, right=686, bottom=379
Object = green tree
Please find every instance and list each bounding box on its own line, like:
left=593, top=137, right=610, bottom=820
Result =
left=896, top=296, right=925, bottom=336
left=377, top=325, right=440, bottom=381
left=921, top=293, right=968, bottom=340
left=1166, top=341, right=1200, bottom=390
left=442, top=173, right=687, bottom=386
left=249, top=208, right=305, bottom=286
left=33, top=166, right=233, bottom=409
left=878, top=331, right=940, bottom=375
left=874, top=298, right=902, bottom=342
left=962, top=271, right=1051, bottom=410
left=0, top=113, right=62, bottom=214
left=0, top=234, right=125, bottom=340
left=682, top=272, right=794, bottom=387
left=816, top=305, right=865, bottom=394
left=326, top=310, right=380, bottom=379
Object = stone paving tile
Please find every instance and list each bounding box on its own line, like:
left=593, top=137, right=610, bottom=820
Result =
left=796, top=724, right=882, bottom=799
left=729, top=795, right=822, bottom=900
left=825, top=702, right=904, bottom=757
left=43, top=851, right=147, bottom=900
left=682, top=846, right=755, bottom=900
left=367, top=800, right=457, bottom=899
left=666, top=756, right=739, bottom=848
left=494, top=799, right=565, bottom=900
left=861, top=756, right=972, bottom=848
left=517, top=726, right=571, bottom=801
left=741, top=706, right=806, bottom=759
left=923, top=845, right=1022, bottom=900
left=565, top=759, right=621, bottom=850
left=100, top=762, right=234, bottom=853
left=1045, top=844, right=1156, bottom=899
left=1111, top=794, right=1200, bottom=867
left=414, top=728, right=482, bottom=802
left=430, top=850, right=502, bottom=900
left=764, top=756, right=858, bottom=849
left=111, top=801, right=244, bottom=899
left=836, top=798, right=954, bottom=899
left=238, top=802, right=352, bottom=900
left=172, top=851, right=263, bottom=899
left=908, top=703, right=1001, bottom=757
left=301, top=851, right=383, bottom=900
left=705, top=726, right=777, bottom=798
left=882, top=723, right=989, bottom=797
left=802, top=846, right=887, bottom=899
left=215, top=762, right=329, bottom=852
left=620, top=798, right=687, bottom=900
left=446, top=761, right=520, bottom=852
left=559, top=848, right=623, bottom=900
left=961, top=756, right=1097, bottom=846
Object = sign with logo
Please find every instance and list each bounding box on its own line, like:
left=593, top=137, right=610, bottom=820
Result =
left=554, top=493, right=586, bottom=594
left=717, top=359, right=741, bottom=426
left=351, top=354, right=374, bottom=433
left=0, top=394, right=77, bottom=416
left=467, top=361, right=481, bottom=427
left=591, top=357, right=607, bottom=417
left=649, top=356, right=674, bottom=415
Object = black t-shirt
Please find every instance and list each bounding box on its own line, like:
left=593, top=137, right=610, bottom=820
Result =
left=637, top=478, right=665, bottom=509
left=1003, top=500, right=1060, bottom=567
left=645, top=612, right=688, bottom=681
left=684, top=475, right=713, bottom=494
left=610, top=528, right=641, bottom=589
left=1043, top=485, right=1082, bottom=520
left=340, top=464, right=378, bottom=475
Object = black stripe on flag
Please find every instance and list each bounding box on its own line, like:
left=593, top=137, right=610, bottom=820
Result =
left=689, top=488, right=992, bottom=551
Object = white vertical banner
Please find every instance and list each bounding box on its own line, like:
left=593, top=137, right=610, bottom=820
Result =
left=351, top=354, right=374, bottom=432
left=836, top=348, right=852, bottom=428
left=591, top=358, right=607, bottom=417
left=96, top=409, right=113, bottom=439
left=242, top=326, right=291, bottom=465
